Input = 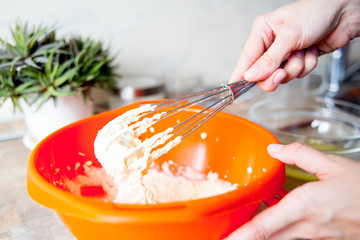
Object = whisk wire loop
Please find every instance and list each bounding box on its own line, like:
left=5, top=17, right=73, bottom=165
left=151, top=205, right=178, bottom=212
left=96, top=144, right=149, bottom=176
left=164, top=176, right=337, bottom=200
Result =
left=141, top=80, right=257, bottom=141
left=178, top=98, right=233, bottom=139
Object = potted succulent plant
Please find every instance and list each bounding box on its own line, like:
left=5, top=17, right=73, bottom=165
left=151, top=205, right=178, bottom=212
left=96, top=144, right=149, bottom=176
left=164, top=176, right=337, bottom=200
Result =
left=0, top=21, right=119, bottom=145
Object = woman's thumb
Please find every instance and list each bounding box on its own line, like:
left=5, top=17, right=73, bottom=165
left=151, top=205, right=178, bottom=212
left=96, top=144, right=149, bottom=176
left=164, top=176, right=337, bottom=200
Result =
left=267, top=142, right=338, bottom=180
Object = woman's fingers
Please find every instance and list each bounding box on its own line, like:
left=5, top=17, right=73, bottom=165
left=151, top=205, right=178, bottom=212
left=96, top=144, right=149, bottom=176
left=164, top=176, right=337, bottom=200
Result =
left=237, top=47, right=316, bottom=91
left=267, top=142, right=341, bottom=180
left=265, top=46, right=318, bottom=85
left=280, top=50, right=305, bottom=84
left=298, top=46, right=319, bottom=78
left=256, top=68, right=287, bottom=92
left=232, top=46, right=318, bottom=88
left=243, top=33, right=293, bottom=82
left=268, top=221, right=342, bottom=240
left=231, top=46, right=318, bottom=91
left=225, top=187, right=307, bottom=240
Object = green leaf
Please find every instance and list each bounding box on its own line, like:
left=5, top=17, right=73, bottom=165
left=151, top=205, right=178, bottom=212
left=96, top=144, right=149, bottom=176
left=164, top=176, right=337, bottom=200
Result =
left=14, top=80, right=35, bottom=92
left=35, top=91, right=52, bottom=111
left=0, top=75, right=4, bottom=85
left=47, top=85, right=76, bottom=97
left=81, top=90, right=87, bottom=104
left=0, top=62, right=12, bottom=69
left=39, top=74, right=50, bottom=87
left=56, top=59, right=74, bottom=76
left=19, top=69, right=40, bottom=79
left=0, top=89, right=13, bottom=97
left=88, top=59, right=106, bottom=75
left=21, top=85, right=43, bottom=94
left=36, top=42, right=64, bottom=52
left=82, top=59, right=94, bottom=73
left=0, top=75, right=15, bottom=88
left=11, top=97, right=22, bottom=112
left=6, top=43, right=18, bottom=54
left=45, top=51, right=55, bottom=76
left=75, top=50, right=86, bottom=65
left=28, top=27, right=50, bottom=50
left=84, top=74, right=97, bottom=81
left=10, top=56, right=22, bottom=71
left=31, top=43, right=64, bottom=58
left=13, top=22, right=27, bottom=56
left=24, top=57, right=41, bottom=69
left=50, top=61, right=59, bottom=81
left=54, top=68, right=77, bottom=87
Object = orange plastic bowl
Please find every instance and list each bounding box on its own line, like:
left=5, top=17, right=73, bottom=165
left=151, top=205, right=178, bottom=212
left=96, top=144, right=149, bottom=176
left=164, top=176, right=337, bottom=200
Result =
left=27, top=101, right=285, bottom=240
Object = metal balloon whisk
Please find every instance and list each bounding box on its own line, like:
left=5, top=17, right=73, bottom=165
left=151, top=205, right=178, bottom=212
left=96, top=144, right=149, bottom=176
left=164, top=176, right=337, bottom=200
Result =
left=142, top=80, right=257, bottom=140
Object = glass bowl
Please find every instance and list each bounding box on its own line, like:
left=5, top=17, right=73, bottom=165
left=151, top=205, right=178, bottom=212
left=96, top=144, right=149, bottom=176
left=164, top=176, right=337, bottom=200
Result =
left=248, top=97, right=360, bottom=180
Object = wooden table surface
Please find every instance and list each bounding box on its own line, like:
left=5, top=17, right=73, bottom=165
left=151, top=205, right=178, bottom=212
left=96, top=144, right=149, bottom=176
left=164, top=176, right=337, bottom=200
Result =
left=0, top=102, right=305, bottom=240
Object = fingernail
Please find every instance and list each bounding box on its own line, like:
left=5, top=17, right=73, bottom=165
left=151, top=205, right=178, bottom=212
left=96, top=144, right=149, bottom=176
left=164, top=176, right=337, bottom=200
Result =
left=273, top=71, right=286, bottom=84
left=295, top=50, right=304, bottom=58
left=311, top=46, right=319, bottom=55
left=267, top=144, right=285, bottom=153
left=244, top=65, right=260, bottom=80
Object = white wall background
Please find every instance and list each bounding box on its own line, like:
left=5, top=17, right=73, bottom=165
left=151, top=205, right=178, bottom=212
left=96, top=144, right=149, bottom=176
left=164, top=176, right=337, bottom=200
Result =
left=0, top=0, right=292, bottom=92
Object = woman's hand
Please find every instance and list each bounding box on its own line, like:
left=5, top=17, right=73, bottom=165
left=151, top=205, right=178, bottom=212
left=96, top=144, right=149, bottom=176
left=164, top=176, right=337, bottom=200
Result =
left=225, top=142, right=360, bottom=240
left=229, top=0, right=360, bottom=91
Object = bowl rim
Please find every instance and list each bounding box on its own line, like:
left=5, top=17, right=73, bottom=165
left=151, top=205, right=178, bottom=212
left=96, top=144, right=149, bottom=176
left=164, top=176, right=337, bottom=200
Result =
left=27, top=100, right=285, bottom=223
left=248, top=96, right=360, bottom=146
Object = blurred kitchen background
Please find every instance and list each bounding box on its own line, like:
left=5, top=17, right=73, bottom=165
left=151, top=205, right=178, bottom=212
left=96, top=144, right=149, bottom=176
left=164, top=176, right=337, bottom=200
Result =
left=0, top=0, right=293, bottom=88
left=1, top=0, right=360, bottom=142
left=2, top=0, right=360, bottom=103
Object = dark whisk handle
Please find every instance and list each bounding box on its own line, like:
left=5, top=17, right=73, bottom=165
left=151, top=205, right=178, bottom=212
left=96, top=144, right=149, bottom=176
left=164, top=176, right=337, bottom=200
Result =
left=228, top=80, right=258, bottom=100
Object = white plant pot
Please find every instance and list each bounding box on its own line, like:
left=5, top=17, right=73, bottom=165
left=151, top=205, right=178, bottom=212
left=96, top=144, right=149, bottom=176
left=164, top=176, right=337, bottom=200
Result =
left=22, top=94, right=94, bottom=148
